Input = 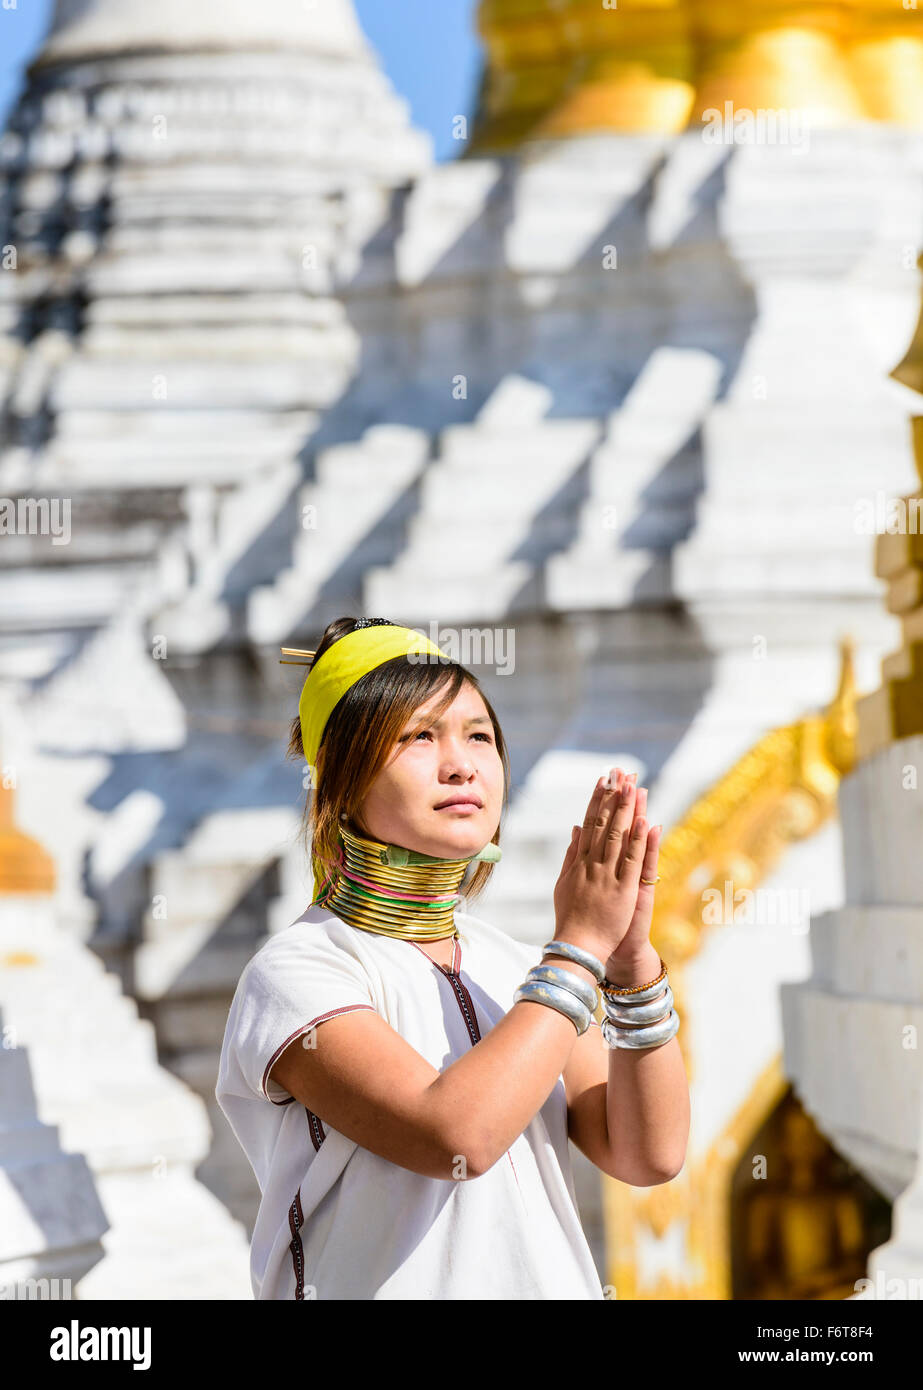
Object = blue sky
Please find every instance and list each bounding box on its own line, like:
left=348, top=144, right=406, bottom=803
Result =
left=0, top=0, right=483, bottom=162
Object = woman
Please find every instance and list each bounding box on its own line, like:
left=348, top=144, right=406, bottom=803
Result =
left=216, top=616, right=690, bottom=1300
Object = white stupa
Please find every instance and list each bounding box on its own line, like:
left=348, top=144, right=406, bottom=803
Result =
left=36, top=0, right=370, bottom=63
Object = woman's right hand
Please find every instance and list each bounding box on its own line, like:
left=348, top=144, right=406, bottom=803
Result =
left=551, top=769, right=650, bottom=970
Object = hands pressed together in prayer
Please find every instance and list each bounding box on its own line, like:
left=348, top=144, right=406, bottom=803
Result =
left=552, top=767, right=662, bottom=982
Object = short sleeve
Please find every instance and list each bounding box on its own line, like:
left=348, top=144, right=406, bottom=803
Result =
left=221, top=930, right=377, bottom=1105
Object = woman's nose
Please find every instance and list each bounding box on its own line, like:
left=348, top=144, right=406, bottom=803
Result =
left=443, top=752, right=474, bottom=777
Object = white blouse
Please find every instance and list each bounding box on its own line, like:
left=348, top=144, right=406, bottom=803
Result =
left=215, top=900, right=605, bottom=1300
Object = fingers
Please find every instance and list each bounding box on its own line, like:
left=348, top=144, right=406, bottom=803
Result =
left=600, top=774, right=637, bottom=867
left=579, top=767, right=633, bottom=865
left=578, top=774, right=613, bottom=858
left=617, top=782, right=646, bottom=877
left=618, top=812, right=654, bottom=893
left=635, top=823, right=662, bottom=893
left=583, top=768, right=622, bottom=862
left=560, top=824, right=581, bottom=876
left=579, top=768, right=651, bottom=874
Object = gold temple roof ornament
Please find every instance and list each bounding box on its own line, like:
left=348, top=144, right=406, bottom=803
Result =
left=891, top=254, right=923, bottom=398
left=853, top=256, right=923, bottom=761
left=469, top=0, right=923, bottom=151
left=632, top=636, right=857, bottom=1010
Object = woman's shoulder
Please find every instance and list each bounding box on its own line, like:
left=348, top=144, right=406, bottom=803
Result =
left=243, top=904, right=375, bottom=977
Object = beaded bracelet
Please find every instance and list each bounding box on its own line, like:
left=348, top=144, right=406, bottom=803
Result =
left=601, top=956, right=668, bottom=997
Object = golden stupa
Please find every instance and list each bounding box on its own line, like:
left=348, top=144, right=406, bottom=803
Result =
left=0, top=781, right=55, bottom=895
left=469, top=0, right=923, bottom=151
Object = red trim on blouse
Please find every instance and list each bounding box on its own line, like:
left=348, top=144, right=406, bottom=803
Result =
left=262, top=1004, right=376, bottom=1103
left=288, top=1188, right=306, bottom=1300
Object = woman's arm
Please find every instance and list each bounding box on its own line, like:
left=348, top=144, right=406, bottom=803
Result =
left=268, top=954, right=598, bottom=1180
left=563, top=941, right=689, bottom=1185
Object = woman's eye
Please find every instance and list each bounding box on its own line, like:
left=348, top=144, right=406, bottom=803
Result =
left=407, top=730, right=492, bottom=743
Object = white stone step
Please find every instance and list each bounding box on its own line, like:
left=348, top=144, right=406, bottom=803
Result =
left=432, top=419, right=601, bottom=473
left=363, top=418, right=603, bottom=613
left=545, top=550, right=674, bottom=610
left=247, top=426, right=432, bottom=642
left=403, top=509, right=578, bottom=563
left=587, top=447, right=703, bottom=503
left=138, top=808, right=299, bottom=996
left=52, top=407, right=317, bottom=440
left=673, top=547, right=885, bottom=597
left=574, top=500, right=694, bottom=548
left=40, top=436, right=310, bottom=489
left=365, top=560, right=536, bottom=623
left=48, top=358, right=351, bottom=414
left=683, top=500, right=881, bottom=541
left=314, top=424, right=430, bottom=486
left=0, top=562, right=154, bottom=630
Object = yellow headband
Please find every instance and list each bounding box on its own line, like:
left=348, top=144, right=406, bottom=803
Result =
left=297, top=624, right=451, bottom=776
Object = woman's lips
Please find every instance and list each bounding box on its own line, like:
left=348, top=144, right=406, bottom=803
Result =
left=435, top=802, right=481, bottom=813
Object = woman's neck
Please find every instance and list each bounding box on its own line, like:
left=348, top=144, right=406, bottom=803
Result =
left=316, top=823, right=469, bottom=941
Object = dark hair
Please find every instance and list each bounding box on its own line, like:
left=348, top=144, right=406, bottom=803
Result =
left=287, top=617, right=509, bottom=903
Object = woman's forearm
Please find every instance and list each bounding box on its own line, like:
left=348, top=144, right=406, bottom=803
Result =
left=427, top=958, right=597, bottom=1177
left=603, top=942, right=690, bottom=1183
left=606, top=1036, right=689, bottom=1183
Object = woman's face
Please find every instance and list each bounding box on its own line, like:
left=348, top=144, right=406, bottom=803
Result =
left=356, top=681, right=503, bottom=860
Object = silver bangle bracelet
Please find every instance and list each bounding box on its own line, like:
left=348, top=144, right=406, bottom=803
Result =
left=602, top=1010, right=680, bottom=1050
left=525, top=963, right=599, bottom=1014
left=514, top=979, right=592, bottom=1036
left=602, top=984, right=673, bottom=1027
left=541, top=940, right=607, bottom=985
left=601, top=971, right=671, bottom=1005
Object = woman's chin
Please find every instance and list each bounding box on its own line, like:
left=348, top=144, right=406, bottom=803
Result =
left=421, top=820, right=488, bottom=860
